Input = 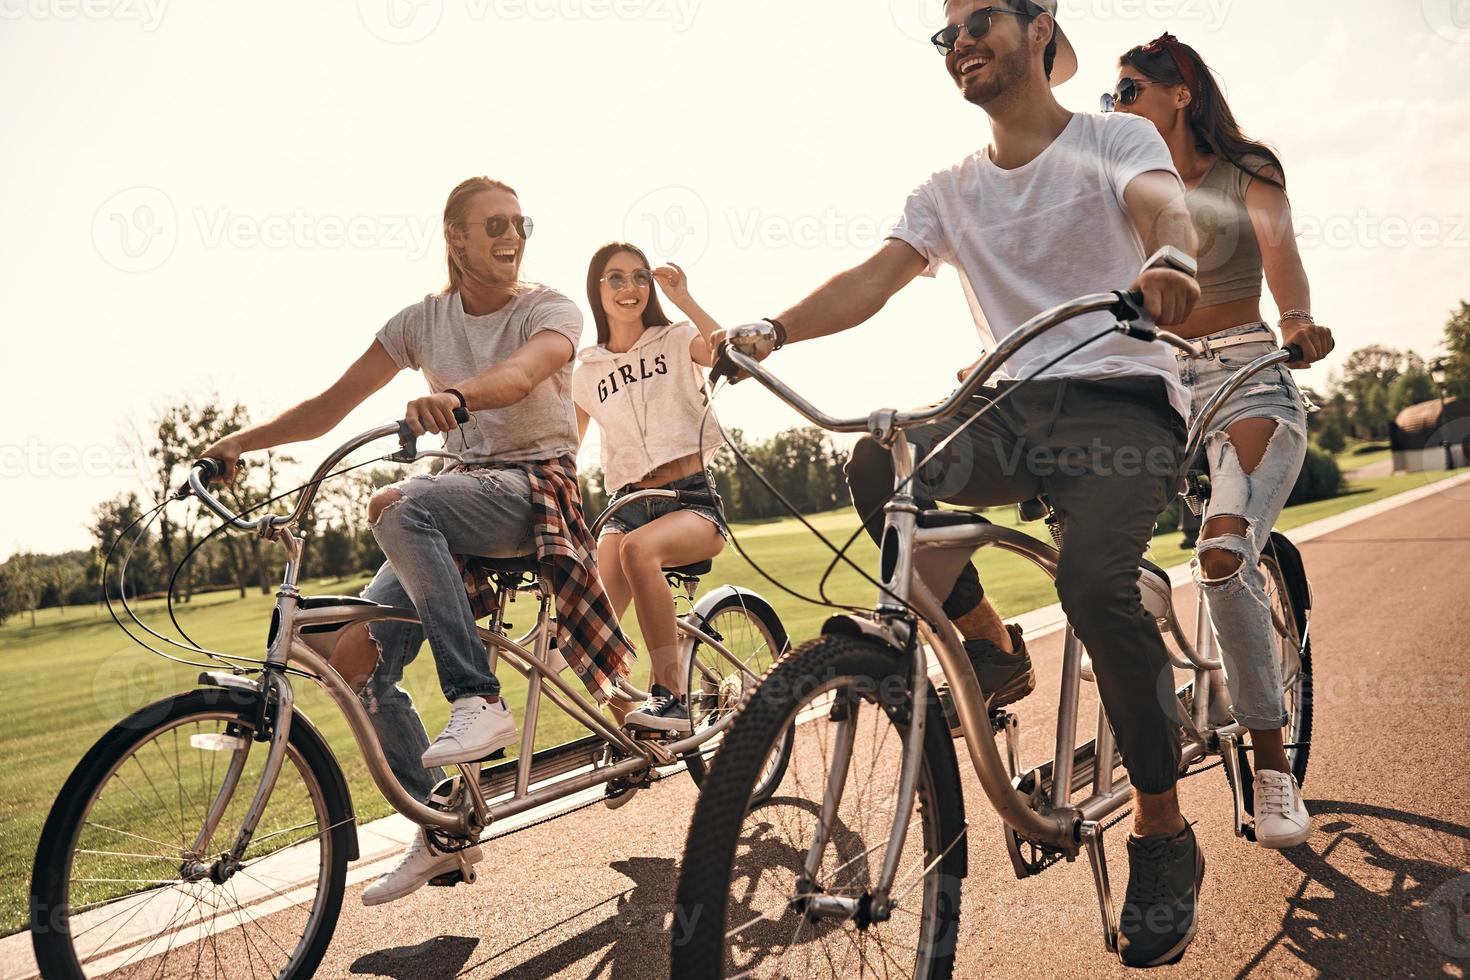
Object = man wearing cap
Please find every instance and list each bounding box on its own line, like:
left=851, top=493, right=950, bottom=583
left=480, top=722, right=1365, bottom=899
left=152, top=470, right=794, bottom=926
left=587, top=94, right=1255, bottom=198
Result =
left=713, top=0, right=1206, bottom=967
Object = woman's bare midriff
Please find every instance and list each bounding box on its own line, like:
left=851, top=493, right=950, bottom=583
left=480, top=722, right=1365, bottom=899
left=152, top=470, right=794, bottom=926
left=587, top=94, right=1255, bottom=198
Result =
left=1175, top=295, right=1268, bottom=341
left=632, top=452, right=706, bottom=488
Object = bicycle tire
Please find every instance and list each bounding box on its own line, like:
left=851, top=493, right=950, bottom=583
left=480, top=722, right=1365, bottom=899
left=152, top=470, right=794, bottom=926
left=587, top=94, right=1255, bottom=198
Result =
left=673, top=633, right=967, bottom=980
left=684, top=589, right=793, bottom=807
left=31, top=686, right=354, bottom=979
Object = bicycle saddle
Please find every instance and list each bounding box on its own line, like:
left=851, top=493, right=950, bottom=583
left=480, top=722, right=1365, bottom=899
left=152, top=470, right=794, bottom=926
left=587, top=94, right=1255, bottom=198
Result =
left=463, top=555, right=540, bottom=575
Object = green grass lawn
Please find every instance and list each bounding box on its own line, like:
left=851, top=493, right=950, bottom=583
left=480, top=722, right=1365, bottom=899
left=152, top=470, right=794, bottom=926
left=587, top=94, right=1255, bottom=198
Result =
left=1328, top=440, right=1393, bottom=476
left=0, top=467, right=1458, bottom=935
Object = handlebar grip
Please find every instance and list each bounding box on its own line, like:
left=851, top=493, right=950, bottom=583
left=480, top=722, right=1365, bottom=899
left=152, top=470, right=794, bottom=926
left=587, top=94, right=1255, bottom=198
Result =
left=453, top=407, right=469, bottom=424
left=1283, top=343, right=1305, bottom=363
left=194, top=457, right=222, bottom=484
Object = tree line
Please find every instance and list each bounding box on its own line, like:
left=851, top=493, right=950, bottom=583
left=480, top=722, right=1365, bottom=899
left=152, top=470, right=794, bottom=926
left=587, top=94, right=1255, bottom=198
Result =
left=1303, top=301, right=1468, bottom=453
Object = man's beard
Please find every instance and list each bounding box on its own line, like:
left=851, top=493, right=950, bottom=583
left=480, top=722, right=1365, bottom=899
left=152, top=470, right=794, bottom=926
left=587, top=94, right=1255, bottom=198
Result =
left=961, top=44, right=1032, bottom=109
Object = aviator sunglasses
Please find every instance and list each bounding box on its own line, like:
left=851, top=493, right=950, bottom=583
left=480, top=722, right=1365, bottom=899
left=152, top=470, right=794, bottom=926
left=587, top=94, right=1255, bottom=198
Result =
left=1100, top=77, right=1150, bottom=112
left=474, top=214, right=534, bottom=239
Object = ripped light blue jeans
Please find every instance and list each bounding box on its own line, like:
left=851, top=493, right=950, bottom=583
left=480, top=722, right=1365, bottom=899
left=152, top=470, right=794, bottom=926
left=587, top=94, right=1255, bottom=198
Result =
left=1179, top=323, right=1308, bottom=731
left=362, top=466, right=535, bottom=801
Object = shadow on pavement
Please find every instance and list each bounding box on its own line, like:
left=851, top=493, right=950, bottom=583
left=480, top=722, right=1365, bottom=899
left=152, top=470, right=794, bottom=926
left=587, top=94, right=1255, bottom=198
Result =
left=470, top=855, right=680, bottom=979
left=350, top=934, right=479, bottom=977
left=1238, top=799, right=1470, bottom=977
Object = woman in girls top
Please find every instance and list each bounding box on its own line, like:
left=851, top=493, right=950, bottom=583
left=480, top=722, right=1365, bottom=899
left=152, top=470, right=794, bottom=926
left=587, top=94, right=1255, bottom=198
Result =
left=572, top=242, right=728, bottom=732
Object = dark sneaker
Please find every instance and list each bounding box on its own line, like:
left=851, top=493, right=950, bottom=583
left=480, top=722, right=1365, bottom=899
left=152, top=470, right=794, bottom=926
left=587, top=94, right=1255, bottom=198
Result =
left=624, top=685, right=691, bottom=734
left=937, top=624, right=1035, bottom=735
left=1117, top=823, right=1205, bottom=967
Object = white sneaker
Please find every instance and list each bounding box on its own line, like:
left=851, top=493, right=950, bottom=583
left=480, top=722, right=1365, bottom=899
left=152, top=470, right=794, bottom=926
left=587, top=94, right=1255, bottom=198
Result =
left=1253, top=769, right=1311, bottom=848
left=421, top=696, right=517, bottom=767
left=361, top=829, right=482, bottom=906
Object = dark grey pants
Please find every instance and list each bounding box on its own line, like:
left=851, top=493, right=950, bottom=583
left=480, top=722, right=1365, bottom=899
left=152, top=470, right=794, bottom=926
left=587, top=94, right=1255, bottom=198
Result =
left=844, top=375, right=1186, bottom=794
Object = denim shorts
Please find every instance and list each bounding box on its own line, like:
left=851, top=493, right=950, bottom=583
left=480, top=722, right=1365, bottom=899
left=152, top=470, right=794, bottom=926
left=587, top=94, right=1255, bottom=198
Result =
left=600, top=470, right=728, bottom=540
left=1176, top=323, right=1310, bottom=432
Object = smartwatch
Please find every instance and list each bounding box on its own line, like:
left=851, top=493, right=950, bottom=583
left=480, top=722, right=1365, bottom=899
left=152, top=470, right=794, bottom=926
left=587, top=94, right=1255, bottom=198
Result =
left=1141, top=245, right=1198, bottom=279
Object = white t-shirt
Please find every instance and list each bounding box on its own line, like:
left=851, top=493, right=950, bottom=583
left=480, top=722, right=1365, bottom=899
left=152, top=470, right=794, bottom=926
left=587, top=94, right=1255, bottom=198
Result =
left=572, top=322, right=723, bottom=490
left=375, top=285, right=583, bottom=464
left=888, top=111, right=1190, bottom=421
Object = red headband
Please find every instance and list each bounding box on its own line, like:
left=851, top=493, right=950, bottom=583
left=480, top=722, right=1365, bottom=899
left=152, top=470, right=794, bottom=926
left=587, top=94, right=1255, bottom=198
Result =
left=1141, top=32, right=1201, bottom=114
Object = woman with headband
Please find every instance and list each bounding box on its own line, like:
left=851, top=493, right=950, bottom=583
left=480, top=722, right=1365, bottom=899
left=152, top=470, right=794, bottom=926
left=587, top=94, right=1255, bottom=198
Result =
left=1106, top=33, right=1334, bottom=849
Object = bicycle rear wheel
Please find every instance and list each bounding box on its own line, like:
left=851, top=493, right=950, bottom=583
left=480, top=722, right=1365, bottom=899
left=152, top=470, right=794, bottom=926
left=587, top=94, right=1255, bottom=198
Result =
left=31, top=687, right=353, bottom=979
left=684, top=589, right=793, bottom=806
left=674, top=634, right=967, bottom=979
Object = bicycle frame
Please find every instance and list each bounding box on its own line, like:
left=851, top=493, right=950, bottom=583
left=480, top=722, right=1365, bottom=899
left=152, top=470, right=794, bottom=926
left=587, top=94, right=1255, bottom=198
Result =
left=182, top=427, right=774, bottom=865
left=717, top=293, right=1309, bottom=919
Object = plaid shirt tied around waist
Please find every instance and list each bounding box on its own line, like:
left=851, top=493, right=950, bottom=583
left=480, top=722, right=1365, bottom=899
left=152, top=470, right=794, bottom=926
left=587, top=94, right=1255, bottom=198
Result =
left=451, top=455, right=635, bottom=704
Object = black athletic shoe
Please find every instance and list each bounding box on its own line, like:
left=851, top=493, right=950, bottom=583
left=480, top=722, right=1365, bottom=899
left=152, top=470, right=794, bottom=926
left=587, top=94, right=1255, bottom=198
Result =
left=938, top=624, right=1035, bottom=735
left=1117, top=823, right=1206, bottom=967
left=624, top=685, right=691, bottom=734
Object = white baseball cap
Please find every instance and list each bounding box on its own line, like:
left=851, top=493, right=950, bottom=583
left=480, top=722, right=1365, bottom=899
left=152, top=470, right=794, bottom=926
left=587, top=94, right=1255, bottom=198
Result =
left=1026, top=0, right=1078, bottom=87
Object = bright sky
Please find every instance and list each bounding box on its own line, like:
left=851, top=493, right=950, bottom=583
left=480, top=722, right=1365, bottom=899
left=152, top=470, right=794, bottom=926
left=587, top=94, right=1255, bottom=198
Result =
left=2, top=0, right=1468, bottom=558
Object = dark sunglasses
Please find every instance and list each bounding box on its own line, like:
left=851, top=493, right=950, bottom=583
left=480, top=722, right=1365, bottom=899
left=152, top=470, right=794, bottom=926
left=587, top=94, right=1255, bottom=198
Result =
left=600, top=269, right=653, bottom=291
left=1100, top=77, right=1150, bottom=113
left=930, top=5, right=1033, bottom=55
left=475, top=214, right=533, bottom=239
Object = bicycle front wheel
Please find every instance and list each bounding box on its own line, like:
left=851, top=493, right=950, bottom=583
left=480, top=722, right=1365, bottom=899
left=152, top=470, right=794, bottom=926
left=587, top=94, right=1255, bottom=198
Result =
left=31, top=687, right=353, bottom=979
left=674, top=633, right=967, bottom=980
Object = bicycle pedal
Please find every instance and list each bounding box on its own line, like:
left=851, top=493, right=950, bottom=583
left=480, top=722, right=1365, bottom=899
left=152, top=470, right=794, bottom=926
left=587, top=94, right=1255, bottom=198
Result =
left=628, top=727, right=686, bottom=741
left=427, top=870, right=467, bottom=887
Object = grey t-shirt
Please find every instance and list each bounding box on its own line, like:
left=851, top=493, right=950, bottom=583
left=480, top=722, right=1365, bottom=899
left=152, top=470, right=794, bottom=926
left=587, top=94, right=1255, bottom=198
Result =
left=375, top=284, right=583, bottom=464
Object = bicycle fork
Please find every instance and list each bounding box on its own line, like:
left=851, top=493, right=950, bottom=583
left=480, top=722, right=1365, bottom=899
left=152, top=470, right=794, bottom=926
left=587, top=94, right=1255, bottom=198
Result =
left=797, top=634, right=930, bottom=926
left=185, top=589, right=306, bottom=884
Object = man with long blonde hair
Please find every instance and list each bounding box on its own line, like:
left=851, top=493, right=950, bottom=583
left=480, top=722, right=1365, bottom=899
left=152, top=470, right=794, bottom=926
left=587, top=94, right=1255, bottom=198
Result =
left=202, top=177, right=633, bottom=905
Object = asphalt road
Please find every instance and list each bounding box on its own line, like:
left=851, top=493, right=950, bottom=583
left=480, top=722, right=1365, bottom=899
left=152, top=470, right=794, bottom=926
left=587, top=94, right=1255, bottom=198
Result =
left=59, top=485, right=1470, bottom=978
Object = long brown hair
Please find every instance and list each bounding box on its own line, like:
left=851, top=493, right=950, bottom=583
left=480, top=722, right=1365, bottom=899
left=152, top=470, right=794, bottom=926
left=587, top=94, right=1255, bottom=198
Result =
left=1121, top=35, right=1284, bottom=189
left=586, top=242, right=672, bottom=347
left=442, top=176, right=519, bottom=293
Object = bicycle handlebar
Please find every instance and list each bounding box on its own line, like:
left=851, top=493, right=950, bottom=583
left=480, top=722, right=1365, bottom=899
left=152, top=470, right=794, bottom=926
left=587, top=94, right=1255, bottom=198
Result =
left=183, top=407, right=471, bottom=534
left=712, top=290, right=1184, bottom=436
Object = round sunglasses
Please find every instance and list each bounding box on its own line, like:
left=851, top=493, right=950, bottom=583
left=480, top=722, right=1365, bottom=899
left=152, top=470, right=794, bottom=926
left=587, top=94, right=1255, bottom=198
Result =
left=599, top=269, right=653, bottom=291
left=1100, top=77, right=1151, bottom=113
left=929, top=5, right=1033, bottom=55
